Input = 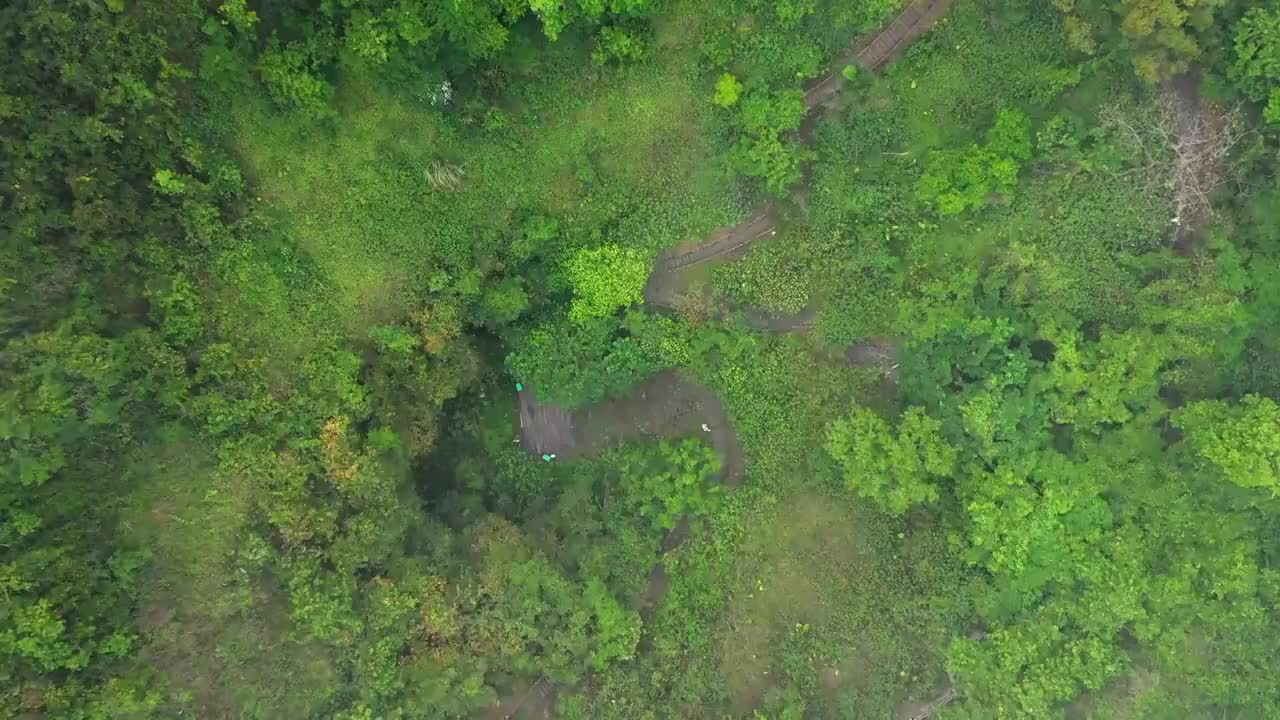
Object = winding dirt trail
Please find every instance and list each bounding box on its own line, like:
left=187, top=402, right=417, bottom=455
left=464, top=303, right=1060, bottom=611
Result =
left=653, top=209, right=777, bottom=275
left=805, top=0, right=954, bottom=108
left=496, top=3, right=951, bottom=715
left=517, top=0, right=951, bottom=510
left=517, top=0, right=950, bottom=490
left=642, top=0, right=953, bottom=334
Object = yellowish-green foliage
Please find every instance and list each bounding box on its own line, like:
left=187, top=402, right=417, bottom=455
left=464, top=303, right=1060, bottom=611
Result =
left=826, top=406, right=956, bottom=514
left=1122, top=0, right=1229, bottom=82
left=713, top=73, right=743, bottom=107
left=8, top=0, right=1280, bottom=718
left=566, top=245, right=649, bottom=323
left=1232, top=6, right=1280, bottom=125
left=1176, top=395, right=1280, bottom=493
left=915, top=107, right=1032, bottom=216
left=1052, top=0, right=1232, bottom=82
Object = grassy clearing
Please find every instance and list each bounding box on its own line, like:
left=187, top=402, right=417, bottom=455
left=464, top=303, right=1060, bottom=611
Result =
left=121, top=432, right=339, bottom=717
left=719, top=492, right=961, bottom=717
left=711, top=226, right=816, bottom=314
left=889, top=2, right=1076, bottom=144
left=226, top=42, right=743, bottom=355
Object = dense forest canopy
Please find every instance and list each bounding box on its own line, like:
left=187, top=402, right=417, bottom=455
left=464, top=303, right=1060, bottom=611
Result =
left=3, top=0, right=1280, bottom=717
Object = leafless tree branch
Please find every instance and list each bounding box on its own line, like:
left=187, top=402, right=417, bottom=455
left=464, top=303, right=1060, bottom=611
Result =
left=1099, top=86, right=1251, bottom=247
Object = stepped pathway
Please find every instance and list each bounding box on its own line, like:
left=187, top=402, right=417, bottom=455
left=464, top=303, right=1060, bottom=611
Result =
left=498, top=4, right=952, bottom=714
left=644, top=0, right=953, bottom=330
left=518, top=371, right=745, bottom=483
left=805, top=0, right=954, bottom=108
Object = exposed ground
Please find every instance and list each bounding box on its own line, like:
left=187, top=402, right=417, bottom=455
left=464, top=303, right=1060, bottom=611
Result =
left=651, top=209, right=777, bottom=275
left=479, top=677, right=555, bottom=720
left=519, top=371, right=745, bottom=482
left=517, top=388, right=575, bottom=456
left=900, top=684, right=958, bottom=720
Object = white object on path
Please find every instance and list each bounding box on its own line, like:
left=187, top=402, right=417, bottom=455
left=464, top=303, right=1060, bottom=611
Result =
left=701, top=423, right=711, bottom=432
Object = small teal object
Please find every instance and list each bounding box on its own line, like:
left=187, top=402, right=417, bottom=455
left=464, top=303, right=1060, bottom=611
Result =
left=542, top=454, right=552, bottom=462
left=516, top=382, right=524, bottom=391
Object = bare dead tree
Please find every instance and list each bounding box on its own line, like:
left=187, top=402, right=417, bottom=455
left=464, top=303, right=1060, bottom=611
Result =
left=1161, top=85, right=1247, bottom=248
left=1099, top=83, right=1250, bottom=248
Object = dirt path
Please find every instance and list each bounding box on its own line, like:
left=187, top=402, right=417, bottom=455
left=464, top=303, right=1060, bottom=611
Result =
left=480, top=677, right=555, bottom=720
left=653, top=209, right=777, bottom=274
left=497, top=3, right=952, bottom=714
left=899, top=684, right=958, bottom=720
left=743, top=304, right=819, bottom=332
left=805, top=0, right=955, bottom=108
left=644, top=294, right=818, bottom=332
left=644, top=0, right=954, bottom=322
left=517, top=371, right=745, bottom=483
left=845, top=339, right=898, bottom=369
left=518, top=389, right=574, bottom=455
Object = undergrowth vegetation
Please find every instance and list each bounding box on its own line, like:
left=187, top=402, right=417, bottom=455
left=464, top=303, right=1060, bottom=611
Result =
left=5, top=0, right=1280, bottom=718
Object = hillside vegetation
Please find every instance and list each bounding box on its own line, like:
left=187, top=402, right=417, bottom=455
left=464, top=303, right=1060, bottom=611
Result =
left=4, top=0, right=1280, bottom=718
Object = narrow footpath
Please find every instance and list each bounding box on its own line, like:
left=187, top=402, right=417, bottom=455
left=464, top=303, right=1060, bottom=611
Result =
left=495, top=3, right=955, bottom=716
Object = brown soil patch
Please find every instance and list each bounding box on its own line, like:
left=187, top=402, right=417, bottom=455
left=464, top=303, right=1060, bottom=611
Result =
left=654, top=209, right=777, bottom=274
left=582, top=371, right=745, bottom=484
left=637, top=562, right=672, bottom=617
left=742, top=304, right=819, bottom=332
left=518, top=388, right=574, bottom=456
left=897, top=684, right=958, bottom=720
left=517, top=371, right=743, bottom=484
left=644, top=212, right=777, bottom=311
